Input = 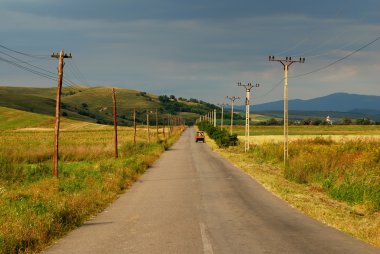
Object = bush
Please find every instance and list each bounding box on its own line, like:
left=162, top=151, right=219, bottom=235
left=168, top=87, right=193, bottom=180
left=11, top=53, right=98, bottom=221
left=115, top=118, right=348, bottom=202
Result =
left=197, top=121, right=238, bottom=148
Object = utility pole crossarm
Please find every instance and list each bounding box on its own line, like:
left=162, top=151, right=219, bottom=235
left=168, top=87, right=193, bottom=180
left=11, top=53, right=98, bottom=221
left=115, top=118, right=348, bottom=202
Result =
left=51, top=52, right=72, bottom=59
left=268, top=56, right=305, bottom=64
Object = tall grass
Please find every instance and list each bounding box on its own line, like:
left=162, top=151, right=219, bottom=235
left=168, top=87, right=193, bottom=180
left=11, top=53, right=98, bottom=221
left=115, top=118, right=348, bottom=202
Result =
left=248, top=138, right=380, bottom=211
left=0, top=127, right=183, bottom=253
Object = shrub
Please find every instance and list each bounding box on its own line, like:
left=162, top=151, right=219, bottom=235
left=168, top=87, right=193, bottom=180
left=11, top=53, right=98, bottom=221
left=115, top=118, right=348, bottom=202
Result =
left=197, top=121, right=238, bottom=148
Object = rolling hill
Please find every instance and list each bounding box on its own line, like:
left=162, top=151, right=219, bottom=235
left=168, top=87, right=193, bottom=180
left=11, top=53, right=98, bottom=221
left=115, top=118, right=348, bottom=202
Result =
left=0, top=86, right=216, bottom=126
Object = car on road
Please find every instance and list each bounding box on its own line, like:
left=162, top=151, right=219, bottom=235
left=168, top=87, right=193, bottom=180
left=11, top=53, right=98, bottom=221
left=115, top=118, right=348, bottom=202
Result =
left=195, top=131, right=205, bottom=142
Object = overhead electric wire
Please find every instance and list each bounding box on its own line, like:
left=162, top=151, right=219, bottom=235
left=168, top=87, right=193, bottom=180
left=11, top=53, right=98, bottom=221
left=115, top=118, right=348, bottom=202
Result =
left=0, top=56, right=58, bottom=81
left=0, top=44, right=51, bottom=59
left=291, top=35, right=380, bottom=79
left=304, top=36, right=365, bottom=59
left=273, top=4, right=348, bottom=57
left=256, top=78, right=283, bottom=103
left=0, top=49, right=57, bottom=76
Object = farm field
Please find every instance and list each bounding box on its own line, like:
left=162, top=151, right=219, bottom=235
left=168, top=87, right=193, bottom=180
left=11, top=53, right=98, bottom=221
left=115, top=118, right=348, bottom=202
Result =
left=233, top=124, right=380, bottom=136
left=204, top=124, right=380, bottom=247
left=0, top=108, right=183, bottom=253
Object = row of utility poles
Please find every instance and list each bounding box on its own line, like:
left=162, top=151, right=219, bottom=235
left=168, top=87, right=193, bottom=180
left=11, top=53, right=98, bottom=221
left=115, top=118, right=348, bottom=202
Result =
left=51, top=49, right=184, bottom=177
left=199, top=56, right=305, bottom=165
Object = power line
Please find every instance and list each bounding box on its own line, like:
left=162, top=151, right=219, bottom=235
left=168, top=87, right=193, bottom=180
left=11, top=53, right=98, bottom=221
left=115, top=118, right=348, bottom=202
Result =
left=0, top=56, right=58, bottom=81
left=256, top=78, right=283, bottom=103
left=0, top=49, right=57, bottom=76
left=291, top=35, right=380, bottom=79
left=0, top=44, right=50, bottom=59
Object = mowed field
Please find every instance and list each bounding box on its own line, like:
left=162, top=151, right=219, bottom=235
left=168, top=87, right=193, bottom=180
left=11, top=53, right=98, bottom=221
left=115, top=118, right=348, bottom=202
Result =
left=233, top=125, right=380, bottom=143
left=0, top=106, right=182, bottom=253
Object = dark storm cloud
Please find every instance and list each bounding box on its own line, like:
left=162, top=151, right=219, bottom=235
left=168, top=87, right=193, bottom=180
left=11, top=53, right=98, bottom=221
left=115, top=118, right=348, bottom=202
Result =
left=1, top=0, right=380, bottom=103
left=4, top=0, right=379, bottom=22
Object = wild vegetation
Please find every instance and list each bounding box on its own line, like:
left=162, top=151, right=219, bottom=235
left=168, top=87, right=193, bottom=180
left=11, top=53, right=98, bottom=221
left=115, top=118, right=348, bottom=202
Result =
left=209, top=125, right=380, bottom=246
left=0, top=114, right=184, bottom=253
left=249, top=138, right=380, bottom=211
left=197, top=121, right=238, bottom=148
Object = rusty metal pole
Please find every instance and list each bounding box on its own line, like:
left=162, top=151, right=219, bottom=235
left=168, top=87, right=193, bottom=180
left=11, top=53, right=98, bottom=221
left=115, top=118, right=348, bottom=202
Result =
left=52, top=50, right=71, bottom=177
left=112, top=88, right=118, bottom=159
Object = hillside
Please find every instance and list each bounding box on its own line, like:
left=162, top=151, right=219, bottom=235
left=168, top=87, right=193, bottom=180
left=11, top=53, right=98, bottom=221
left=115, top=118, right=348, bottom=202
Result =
left=0, top=106, right=107, bottom=131
left=0, top=86, right=216, bottom=125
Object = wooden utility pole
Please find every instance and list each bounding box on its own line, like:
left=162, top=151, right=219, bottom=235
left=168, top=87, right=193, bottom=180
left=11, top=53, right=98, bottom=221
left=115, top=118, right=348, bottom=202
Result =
left=156, top=108, right=159, bottom=140
left=146, top=111, right=151, bottom=143
left=112, top=88, right=118, bottom=159
left=168, top=114, right=172, bottom=136
left=51, top=50, right=72, bottom=177
left=226, top=96, right=240, bottom=135
left=133, top=108, right=137, bottom=145
left=269, top=56, right=305, bottom=165
left=163, top=119, right=166, bottom=139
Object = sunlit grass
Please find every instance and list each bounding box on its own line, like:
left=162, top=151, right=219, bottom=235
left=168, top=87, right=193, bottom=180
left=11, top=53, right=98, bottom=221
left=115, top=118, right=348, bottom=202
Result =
left=0, top=125, right=183, bottom=253
left=208, top=132, right=380, bottom=247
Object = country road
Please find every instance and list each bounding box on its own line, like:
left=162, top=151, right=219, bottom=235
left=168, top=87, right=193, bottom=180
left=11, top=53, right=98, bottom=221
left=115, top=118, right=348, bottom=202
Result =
left=44, top=127, right=379, bottom=254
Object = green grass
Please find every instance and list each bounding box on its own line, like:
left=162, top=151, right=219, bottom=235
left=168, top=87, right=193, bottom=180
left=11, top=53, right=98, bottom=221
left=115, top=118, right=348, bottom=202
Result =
left=246, top=138, right=380, bottom=211
left=211, top=137, right=380, bottom=247
left=0, top=108, right=185, bottom=253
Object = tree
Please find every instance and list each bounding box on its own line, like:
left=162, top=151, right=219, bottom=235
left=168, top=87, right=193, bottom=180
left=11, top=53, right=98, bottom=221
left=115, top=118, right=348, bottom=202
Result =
left=341, top=118, right=352, bottom=125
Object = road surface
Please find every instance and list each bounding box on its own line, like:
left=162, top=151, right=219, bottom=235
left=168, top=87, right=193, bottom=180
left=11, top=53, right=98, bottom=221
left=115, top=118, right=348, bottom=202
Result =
left=44, top=127, right=379, bottom=254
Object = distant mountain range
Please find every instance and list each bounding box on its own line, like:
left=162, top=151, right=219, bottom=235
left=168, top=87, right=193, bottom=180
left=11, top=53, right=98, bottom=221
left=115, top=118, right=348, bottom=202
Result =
left=235, top=93, right=380, bottom=115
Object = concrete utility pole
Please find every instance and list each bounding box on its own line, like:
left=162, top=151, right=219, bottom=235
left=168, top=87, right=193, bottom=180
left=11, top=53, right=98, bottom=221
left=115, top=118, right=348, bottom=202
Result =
left=51, top=50, right=72, bottom=177
left=269, top=56, right=305, bottom=165
left=112, top=88, right=118, bottom=159
left=218, top=103, right=227, bottom=129
left=213, top=109, right=217, bottom=127
left=226, top=96, right=240, bottom=135
left=238, top=82, right=259, bottom=152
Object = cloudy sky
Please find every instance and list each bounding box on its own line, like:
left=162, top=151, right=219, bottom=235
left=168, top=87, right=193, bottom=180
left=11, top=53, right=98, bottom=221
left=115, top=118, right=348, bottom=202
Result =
left=0, top=0, right=379, bottom=104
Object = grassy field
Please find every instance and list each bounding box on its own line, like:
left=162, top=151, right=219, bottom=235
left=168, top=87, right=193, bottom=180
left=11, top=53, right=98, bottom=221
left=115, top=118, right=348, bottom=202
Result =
left=233, top=124, right=380, bottom=136
left=205, top=125, right=380, bottom=247
left=0, top=110, right=183, bottom=253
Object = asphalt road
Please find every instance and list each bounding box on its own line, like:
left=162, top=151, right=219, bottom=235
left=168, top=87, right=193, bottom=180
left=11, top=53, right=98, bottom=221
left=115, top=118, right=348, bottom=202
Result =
left=44, top=127, right=380, bottom=254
